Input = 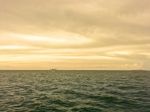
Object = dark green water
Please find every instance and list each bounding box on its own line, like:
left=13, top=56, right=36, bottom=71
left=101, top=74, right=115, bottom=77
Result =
left=0, top=70, right=150, bottom=112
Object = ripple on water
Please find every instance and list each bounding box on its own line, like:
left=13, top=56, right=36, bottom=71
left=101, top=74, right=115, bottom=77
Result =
left=0, top=71, right=150, bottom=112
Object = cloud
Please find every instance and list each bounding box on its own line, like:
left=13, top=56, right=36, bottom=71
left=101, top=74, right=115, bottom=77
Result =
left=0, top=0, right=150, bottom=69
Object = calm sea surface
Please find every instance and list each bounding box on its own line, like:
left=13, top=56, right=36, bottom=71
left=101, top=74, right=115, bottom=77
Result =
left=0, top=70, right=150, bottom=112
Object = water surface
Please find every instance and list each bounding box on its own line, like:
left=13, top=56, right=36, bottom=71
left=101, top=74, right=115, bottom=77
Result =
left=0, top=70, right=150, bottom=112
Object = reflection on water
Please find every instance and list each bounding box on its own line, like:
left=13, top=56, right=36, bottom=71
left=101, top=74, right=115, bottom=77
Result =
left=0, top=70, right=150, bottom=112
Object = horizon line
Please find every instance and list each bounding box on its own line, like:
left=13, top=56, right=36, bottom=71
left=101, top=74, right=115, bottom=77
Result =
left=0, top=69, right=149, bottom=71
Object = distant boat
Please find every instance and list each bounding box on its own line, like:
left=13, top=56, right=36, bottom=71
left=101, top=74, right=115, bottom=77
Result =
left=49, top=68, right=57, bottom=72
left=49, top=65, right=58, bottom=72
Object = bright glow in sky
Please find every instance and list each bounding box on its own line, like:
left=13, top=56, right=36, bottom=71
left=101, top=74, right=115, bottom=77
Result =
left=0, top=0, right=150, bottom=70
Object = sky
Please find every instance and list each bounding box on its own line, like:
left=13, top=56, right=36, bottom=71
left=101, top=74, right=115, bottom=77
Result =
left=0, top=0, right=150, bottom=70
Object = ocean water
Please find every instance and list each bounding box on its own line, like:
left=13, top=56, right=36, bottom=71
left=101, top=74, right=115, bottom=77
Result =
left=0, top=70, right=150, bottom=112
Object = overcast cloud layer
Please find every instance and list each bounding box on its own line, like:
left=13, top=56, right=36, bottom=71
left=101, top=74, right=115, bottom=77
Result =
left=0, top=0, right=150, bottom=70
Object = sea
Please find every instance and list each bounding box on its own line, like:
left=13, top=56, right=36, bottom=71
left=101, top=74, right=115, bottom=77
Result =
left=0, top=70, right=150, bottom=112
